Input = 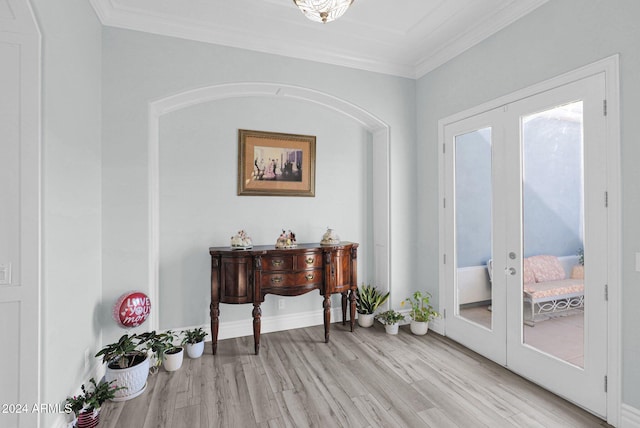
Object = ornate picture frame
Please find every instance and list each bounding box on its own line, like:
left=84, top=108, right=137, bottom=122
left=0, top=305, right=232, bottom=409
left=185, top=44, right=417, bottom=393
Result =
left=237, top=129, right=316, bottom=197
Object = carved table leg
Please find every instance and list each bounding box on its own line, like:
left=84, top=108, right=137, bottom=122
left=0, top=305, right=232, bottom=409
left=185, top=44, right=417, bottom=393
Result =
left=253, top=303, right=262, bottom=355
left=349, top=289, right=356, bottom=332
left=341, top=292, right=348, bottom=325
left=211, top=301, right=219, bottom=355
left=323, top=294, right=331, bottom=343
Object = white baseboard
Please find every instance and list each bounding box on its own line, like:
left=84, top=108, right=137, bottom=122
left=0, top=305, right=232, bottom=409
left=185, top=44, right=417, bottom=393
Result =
left=193, top=308, right=445, bottom=340
left=200, top=307, right=348, bottom=341
left=50, top=416, right=68, bottom=428
left=429, top=317, right=445, bottom=335
left=53, top=415, right=78, bottom=428
left=621, top=403, right=640, bottom=428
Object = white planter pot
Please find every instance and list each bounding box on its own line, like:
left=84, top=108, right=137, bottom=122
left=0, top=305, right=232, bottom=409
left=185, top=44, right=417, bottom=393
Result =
left=105, top=353, right=150, bottom=401
left=357, top=313, right=375, bottom=328
left=410, top=320, right=429, bottom=336
left=186, top=341, right=205, bottom=359
left=163, top=347, right=184, bottom=372
left=384, top=323, right=399, bottom=335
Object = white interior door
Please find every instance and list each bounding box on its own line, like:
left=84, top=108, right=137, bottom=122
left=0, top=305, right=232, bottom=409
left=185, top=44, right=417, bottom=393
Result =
left=442, top=73, right=608, bottom=417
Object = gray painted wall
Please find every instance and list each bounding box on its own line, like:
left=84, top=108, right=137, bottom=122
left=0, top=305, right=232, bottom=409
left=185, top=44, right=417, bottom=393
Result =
left=30, top=0, right=103, bottom=426
left=158, top=97, right=371, bottom=328
left=417, top=0, right=640, bottom=411
left=101, top=28, right=417, bottom=342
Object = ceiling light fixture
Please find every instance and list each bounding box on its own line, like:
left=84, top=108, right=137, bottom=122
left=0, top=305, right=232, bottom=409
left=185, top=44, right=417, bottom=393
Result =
left=293, top=0, right=354, bottom=24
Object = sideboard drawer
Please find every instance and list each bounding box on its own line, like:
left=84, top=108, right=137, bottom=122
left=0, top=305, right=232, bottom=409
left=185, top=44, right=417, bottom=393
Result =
left=296, top=253, right=323, bottom=269
left=261, top=255, right=294, bottom=271
left=260, top=270, right=322, bottom=288
left=294, top=270, right=322, bottom=285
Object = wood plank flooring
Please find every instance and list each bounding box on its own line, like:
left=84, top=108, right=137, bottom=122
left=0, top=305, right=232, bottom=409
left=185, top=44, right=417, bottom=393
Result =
left=98, top=323, right=611, bottom=427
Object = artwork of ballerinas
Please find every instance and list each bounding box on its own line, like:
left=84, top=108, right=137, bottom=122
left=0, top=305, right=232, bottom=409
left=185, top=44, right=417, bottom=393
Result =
left=252, top=147, right=303, bottom=182
left=238, top=129, right=316, bottom=197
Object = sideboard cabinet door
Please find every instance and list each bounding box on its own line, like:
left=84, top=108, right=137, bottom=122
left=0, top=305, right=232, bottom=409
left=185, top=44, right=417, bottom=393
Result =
left=326, top=246, right=355, bottom=294
left=218, top=255, right=254, bottom=304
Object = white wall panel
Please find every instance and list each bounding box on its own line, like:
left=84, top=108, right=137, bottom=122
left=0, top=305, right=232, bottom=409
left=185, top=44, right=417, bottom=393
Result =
left=0, top=41, right=21, bottom=288
left=0, top=1, right=40, bottom=427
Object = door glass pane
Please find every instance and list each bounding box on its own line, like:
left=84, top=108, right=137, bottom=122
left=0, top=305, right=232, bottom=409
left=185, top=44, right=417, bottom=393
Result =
left=522, top=101, right=584, bottom=368
left=455, top=127, right=493, bottom=329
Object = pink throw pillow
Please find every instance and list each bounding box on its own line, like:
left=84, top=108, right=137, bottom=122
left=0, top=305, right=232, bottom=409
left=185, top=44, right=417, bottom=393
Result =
left=522, top=258, right=536, bottom=284
left=527, top=255, right=566, bottom=282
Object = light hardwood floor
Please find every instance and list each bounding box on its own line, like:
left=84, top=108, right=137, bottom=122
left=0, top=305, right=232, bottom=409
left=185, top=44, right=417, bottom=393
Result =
left=98, top=322, right=610, bottom=428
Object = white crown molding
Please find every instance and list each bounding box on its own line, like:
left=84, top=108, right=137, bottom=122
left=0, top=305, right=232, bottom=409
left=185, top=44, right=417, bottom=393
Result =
left=415, top=0, right=549, bottom=77
left=90, top=0, right=417, bottom=78
left=1, top=0, right=42, bottom=34
left=90, top=0, right=548, bottom=79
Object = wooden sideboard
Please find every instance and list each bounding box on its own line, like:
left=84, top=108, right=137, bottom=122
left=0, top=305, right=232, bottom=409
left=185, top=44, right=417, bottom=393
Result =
left=209, top=242, right=358, bottom=355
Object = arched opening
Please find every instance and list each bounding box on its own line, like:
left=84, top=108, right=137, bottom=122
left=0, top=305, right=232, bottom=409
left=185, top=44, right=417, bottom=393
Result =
left=147, top=82, right=390, bottom=332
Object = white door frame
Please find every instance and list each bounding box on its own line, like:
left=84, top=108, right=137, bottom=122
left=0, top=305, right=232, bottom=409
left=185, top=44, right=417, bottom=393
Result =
left=438, top=55, right=620, bottom=425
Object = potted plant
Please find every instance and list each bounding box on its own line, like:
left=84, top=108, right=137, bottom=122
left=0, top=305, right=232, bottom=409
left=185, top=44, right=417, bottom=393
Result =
left=66, top=377, right=124, bottom=428
left=182, top=327, right=207, bottom=359
left=571, top=247, right=585, bottom=279
left=95, top=332, right=155, bottom=401
left=355, top=284, right=390, bottom=327
left=149, top=330, right=184, bottom=372
left=375, top=309, right=405, bottom=335
left=403, top=290, right=440, bottom=335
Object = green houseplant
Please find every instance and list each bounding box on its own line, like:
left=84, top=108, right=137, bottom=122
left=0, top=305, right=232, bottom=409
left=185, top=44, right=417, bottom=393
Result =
left=375, top=309, right=405, bottom=335
left=66, top=378, right=123, bottom=428
left=149, top=330, right=184, bottom=372
left=403, top=291, right=439, bottom=335
left=95, top=332, right=155, bottom=369
left=355, top=284, right=390, bottom=328
left=95, top=332, right=156, bottom=401
left=182, top=327, right=207, bottom=359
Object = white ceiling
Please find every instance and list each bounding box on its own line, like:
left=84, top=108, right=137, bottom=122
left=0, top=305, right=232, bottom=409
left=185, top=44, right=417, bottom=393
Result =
left=90, top=0, right=548, bottom=78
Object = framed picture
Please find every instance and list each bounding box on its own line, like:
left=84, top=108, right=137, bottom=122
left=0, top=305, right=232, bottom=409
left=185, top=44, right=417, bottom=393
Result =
left=237, top=129, right=316, bottom=197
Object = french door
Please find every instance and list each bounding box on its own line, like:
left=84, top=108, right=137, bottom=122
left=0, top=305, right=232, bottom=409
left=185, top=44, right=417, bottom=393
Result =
left=442, top=73, right=608, bottom=416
